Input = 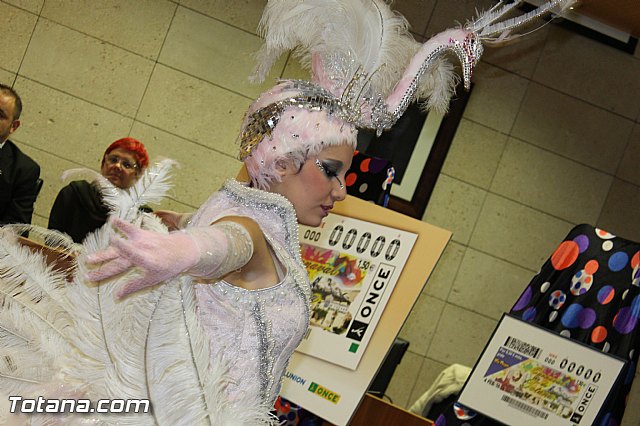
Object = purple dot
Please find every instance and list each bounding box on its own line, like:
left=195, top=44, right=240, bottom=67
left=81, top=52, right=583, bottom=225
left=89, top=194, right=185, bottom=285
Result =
left=434, top=415, right=446, bottom=426
left=522, top=307, right=537, bottom=322
left=608, top=252, right=628, bottom=272
left=513, top=286, right=532, bottom=311
left=578, top=308, right=596, bottom=329
left=561, top=304, right=583, bottom=328
left=573, top=234, right=589, bottom=253
left=613, top=307, right=638, bottom=334
left=369, top=158, right=388, bottom=173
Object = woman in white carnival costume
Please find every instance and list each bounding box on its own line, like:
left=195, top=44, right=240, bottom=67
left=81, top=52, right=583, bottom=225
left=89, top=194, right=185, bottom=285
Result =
left=0, top=1, right=574, bottom=424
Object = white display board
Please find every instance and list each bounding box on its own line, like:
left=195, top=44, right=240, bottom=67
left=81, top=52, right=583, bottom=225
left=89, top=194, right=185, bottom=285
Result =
left=296, top=212, right=417, bottom=370
left=458, top=315, right=627, bottom=426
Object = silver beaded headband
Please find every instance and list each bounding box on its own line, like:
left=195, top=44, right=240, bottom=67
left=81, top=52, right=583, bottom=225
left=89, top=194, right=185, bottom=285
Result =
left=239, top=80, right=355, bottom=161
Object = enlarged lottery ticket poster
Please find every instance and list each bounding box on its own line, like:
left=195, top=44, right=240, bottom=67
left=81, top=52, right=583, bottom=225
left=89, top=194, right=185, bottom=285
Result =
left=458, top=315, right=626, bottom=426
left=296, top=212, right=417, bottom=370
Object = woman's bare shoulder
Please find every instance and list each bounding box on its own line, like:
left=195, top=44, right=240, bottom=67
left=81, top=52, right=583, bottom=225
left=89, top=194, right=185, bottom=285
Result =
left=213, top=216, right=268, bottom=252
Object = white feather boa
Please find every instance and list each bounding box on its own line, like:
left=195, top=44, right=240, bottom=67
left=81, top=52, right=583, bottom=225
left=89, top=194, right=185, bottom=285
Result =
left=0, top=160, right=275, bottom=425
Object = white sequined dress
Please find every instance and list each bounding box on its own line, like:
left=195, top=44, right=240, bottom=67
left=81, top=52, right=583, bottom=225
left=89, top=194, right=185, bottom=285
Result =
left=191, top=179, right=311, bottom=409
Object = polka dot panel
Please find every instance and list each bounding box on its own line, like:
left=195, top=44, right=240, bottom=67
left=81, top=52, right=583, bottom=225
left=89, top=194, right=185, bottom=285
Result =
left=510, top=225, right=640, bottom=346
left=410, top=224, right=640, bottom=426
left=345, top=152, right=394, bottom=206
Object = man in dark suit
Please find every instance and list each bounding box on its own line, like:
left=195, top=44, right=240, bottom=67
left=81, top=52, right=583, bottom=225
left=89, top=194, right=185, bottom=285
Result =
left=0, top=84, right=40, bottom=225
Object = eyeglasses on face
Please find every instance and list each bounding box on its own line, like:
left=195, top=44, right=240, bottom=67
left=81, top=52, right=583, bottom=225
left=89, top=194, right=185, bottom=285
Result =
left=105, top=154, right=138, bottom=170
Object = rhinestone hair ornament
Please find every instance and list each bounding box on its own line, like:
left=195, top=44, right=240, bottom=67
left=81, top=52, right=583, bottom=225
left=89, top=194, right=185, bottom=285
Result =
left=241, top=0, right=576, bottom=168
left=239, top=80, right=356, bottom=161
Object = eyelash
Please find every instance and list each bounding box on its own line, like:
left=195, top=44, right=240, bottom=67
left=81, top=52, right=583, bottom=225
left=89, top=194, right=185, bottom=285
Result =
left=315, top=160, right=344, bottom=189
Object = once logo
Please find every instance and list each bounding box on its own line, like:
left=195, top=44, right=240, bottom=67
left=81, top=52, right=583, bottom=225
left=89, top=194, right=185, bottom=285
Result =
left=308, top=382, right=341, bottom=404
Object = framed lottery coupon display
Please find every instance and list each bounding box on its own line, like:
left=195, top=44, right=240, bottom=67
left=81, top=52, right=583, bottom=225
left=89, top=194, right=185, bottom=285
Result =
left=278, top=194, right=451, bottom=426
left=297, top=213, right=418, bottom=369
left=458, top=314, right=627, bottom=426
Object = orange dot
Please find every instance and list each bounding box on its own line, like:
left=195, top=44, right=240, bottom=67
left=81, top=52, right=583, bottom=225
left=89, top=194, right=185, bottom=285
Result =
left=551, top=241, right=580, bottom=270
left=345, top=172, right=357, bottom=187
left=585, top=276, right=592, bottom=284
left=584, top=260, right=599, bottom=275
left=632, top=251, right=640, bottom=269
left=360, top=158, right=371, bottom=173
left=591, top=326, right=607, bottom=343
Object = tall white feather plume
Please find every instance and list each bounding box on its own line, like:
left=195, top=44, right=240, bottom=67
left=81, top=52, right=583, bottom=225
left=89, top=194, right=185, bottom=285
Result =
left=61, top=167, right=122, bottom=213
left=99, top=158, right=179, bottom=220
left=252, top=0, right=430, bottom=103
left=62, top=158, right=179, bottom=220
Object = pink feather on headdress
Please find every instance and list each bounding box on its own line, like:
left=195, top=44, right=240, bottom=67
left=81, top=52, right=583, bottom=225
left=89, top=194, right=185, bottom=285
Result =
left=241, top=0, right=578, bottom=187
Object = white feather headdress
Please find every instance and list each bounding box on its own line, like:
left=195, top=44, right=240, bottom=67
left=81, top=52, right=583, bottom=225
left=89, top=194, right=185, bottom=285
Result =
left=241, top=0, right=577, bottom=160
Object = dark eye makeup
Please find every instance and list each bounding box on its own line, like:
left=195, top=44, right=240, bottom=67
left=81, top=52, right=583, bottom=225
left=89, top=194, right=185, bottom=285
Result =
left=315, top=159, right=344, bottom=189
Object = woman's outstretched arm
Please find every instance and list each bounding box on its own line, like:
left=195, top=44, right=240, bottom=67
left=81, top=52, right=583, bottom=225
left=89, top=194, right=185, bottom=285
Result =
left=85, top=217, right=254, bottom=297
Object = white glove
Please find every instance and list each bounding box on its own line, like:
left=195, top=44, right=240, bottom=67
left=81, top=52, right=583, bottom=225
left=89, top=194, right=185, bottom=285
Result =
left=86, top=218, right=253, bottom=298
left=153, top=210, right=194, bottom=231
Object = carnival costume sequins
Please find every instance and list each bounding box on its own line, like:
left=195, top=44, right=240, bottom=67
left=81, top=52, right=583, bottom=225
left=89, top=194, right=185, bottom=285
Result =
left=191, top=179, right=310, bottom=408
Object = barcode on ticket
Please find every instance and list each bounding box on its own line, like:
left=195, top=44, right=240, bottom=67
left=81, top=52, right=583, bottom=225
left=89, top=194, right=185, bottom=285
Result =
left=501, top=395, right=549, bottom=419
left=504, top=336, right=541, bottom=358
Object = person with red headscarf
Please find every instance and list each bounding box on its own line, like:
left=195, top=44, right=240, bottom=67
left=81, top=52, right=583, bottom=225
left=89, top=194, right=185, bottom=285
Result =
left=47, top=137, right=149, bottom=243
